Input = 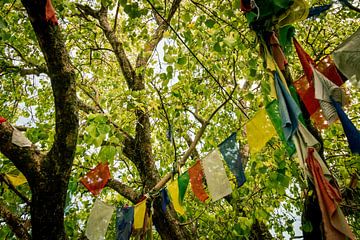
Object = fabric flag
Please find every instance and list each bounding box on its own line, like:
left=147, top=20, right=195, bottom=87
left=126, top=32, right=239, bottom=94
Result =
left=11, top=128, right=32, bottom=147
left=293, top=37, right=315, bottom=81
left=269, top=32, right=288, bottom=71
left=202, top=150, right=232, bottom=202
left=274, top=72, right=301, bottom=141
left=306, top=148, right=355, bottom=240
left=331, top=98, right=360, bottom=154
left=80, top=162, right=111, bottom=196
left=160, top=188, right=170, bottom=212
left=0, top=117, right=6, bottom=124
left=167, top=180, right=186, bottom=215
left=266, top=100, right=296, bottom=155
left=313, top=66, right=346, bottom=124
left=45, top=0, right=58, bottom=25
left=116, top=206, right=134, bottom=240
left=307, top=4, right=332, bottom=18
left=240, top=0, right=253, bottom=12
left=5, top=173, right=27, bottom=187
left=133, top=198, right=147, bottom=229
left=178, top=172, right=189, bottom=204
left=85, top=199, right=115, bottom=240
left=246, top=108, right=277, bottom=155
left=277, top=0, right=309, bottom=26
left=332, top=28, right=360, bottom=84
left=188, top=160, right=209, bottom=202
left=218, top=132, right=246, bottom=187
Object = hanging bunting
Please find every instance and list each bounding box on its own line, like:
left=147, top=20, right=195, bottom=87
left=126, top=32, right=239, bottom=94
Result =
left=332, top=28, right=360, bottom=85
left=116, top=206, right=134, bottom=240
left=5, top=173, right=27, bottom=187
left=202, top=150, right=232, bottom=202
left=331, top=98, right=360, bottom=154
left=246, top=108, right=277, bottom=155
left=188, top=160, right=209, bottom=202
left=277, top=0, right=309, bottom=27
left=160, top=188, right=170, bottom=213
left=133, top=198, right=147, bottom=229
left=178, top=172, right=190, bottom=204
left=85, top=199, right=115, bottom=240
left=0, top=117, right=6, bottom=124
left=274, top=72, right=302, bottom=141
left=80, top=162, right=111, bottom=196
left=268, top=32, right=288, bottom=71
left=167, top=180, right=186, bottom=215
left=218, top=132, right=246, bottom=187
left=306, top=148, right=355, bottom=240
left=45, top=0, right=59, bottom=25
left=11, top=128, right=32, bottom=147
left=307, top=4, right=332, bottom=18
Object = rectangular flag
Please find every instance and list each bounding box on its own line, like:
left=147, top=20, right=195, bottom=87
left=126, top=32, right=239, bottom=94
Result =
left=167, top=180, right=185, bottom=215
left=188, top=161, right=209, bottom=202
left=116, top=206, right=134, bottom=240
left=80, top=162, right=111, bottom=196
left=133, top=199, right=147, bottom=229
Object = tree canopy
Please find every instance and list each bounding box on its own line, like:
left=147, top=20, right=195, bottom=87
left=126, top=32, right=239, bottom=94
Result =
left=0, top=0, right=359, bottom=239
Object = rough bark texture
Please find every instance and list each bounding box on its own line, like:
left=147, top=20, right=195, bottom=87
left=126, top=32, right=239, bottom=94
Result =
left=0, top=202, right=31, bottom=240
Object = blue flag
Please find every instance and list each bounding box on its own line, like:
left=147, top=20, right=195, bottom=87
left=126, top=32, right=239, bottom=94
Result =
left=116, top=206, right=134, bottom=240
left=161, top=188, right=170, bottom=213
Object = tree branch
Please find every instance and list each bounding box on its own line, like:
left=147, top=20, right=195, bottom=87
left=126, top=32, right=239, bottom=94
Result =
left=106, top=179, right=140, bottom=203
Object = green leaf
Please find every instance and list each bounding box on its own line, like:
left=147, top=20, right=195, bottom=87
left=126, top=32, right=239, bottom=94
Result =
left=177, top=57, right=187, bottom=65
left=98, top=145, right=117, bottom=162
left=205, top=19, right=216, bottom=28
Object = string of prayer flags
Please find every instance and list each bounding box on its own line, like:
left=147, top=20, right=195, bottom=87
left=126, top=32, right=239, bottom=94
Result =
left=85, top=199, right=115, bottom=240
left=306, top=148, right=355, bottom=240
left=277, top=0, right=309, bottom=27
left=331, top=98, right=360, bottom=154
left=332, top=28, right=360, bottom=85
left=116, top=207, right=134, bottom=240
left=178, top=172, right=190, bottom=204
left=160, top=188, right=170, bottom=212
left=218, top=133, right=246, bottom=187
left=268, top=32, right=288, bottom=71
left=133, top=198, right=147, bottom=229
left=11, top=128, right=32, bottom=147
left=5, top=173, right=27, bottom=187
left=80, top=162, right=110, bottom=196
left=274, top=72, right=301, bottom=141
left=246, top=107, right=277, bottom=155
left=45, top=0, right=58, bottom=25
left=167, top=180, right=186, bottom=215
left=188, top=161, right=209, bottom=202
left=0, top=116, right=6, bottom=124
left=307, top=4, right=332, bottom=18
left=202, top=150, right=232, bottom=202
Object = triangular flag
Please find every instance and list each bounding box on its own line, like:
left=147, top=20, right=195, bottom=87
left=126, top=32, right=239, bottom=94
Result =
left=202, top=150, right=232, bottom=202
left=133, top=198, right=147, bottom=229
left=116, top=206, right=134, bottom=240
left=5, top=173, right=27, bottom=187
left=167, top=180, right=185, bottom=215
left=188, top=160, right=209, bottom=202
left=85, top=199, right=115, bottom=240
left=80, top=162, right=111, bottom=196
left=160, top=189, right=170, bottom=213
left=178, top=172, right=189, bottom=204
left=246, top=108, right=277, bottom=155
left=218, top=133, right=246, bottom=187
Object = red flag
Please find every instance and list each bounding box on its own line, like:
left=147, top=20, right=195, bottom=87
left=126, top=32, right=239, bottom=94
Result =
left=0, top=117, right=6, bottom=124
left=293, top=37, right=315, bottom=81
left=80, top=162, right=110, bottom=196
left=188, top=161, right=209, bottom=202
left=46, top=0, right=59, bottom=25
left=269, top=32, right=288, bottom=71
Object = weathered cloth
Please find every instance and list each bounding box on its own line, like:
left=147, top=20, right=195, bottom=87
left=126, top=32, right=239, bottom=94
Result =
left=5, top=173, right=27, bottom=187
left=277, top=0, right=309, bottom=26
left=307, top=4, right=332, bottom=18
left=178, top=172, right=189, bottom=204
left=269, top=32, right=288, bottom=70
left=160, top=188, right=170, bottom=212
left=133, top=199, right=147, bottom=229
left=167, top=180, right=185, bottom=215
left=45, top=0, right=58, bottom=25
left=0, top=117, right=6, bottom=124
left=11, top=128, right=32, bottom=147
left=188, top=161, right=209, bottom=202
left=116, top=206, right=134, bottom=240
left=80, top=162, right=111, bottom=196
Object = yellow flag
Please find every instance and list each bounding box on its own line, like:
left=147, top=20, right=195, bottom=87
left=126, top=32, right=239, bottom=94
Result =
left=167, top=180, right=185, bottom=215
left=133, top=199, right=147, bottom=229
left=5, top=173, right=27, bottom=187
left=246, top=108, right=276, bottom=154
left=278, top=0, right=309, bottom=26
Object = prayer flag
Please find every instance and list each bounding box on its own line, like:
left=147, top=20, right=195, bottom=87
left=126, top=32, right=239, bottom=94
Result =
left=188, top=161, right=209, bottom=202
left=167, top=180, right=186, bottom=215
left=269, top=32, right=288, bottom=71
left=274, top=72, right=301, bottom=141
left=218, top=133, right=246, bottom=187
left=45, top=0, right=58, bottom=25
left=178, top=172, right=189, bottom=204
left=5, top=173, right=27, bottom=187
left=308, top=4, right=332, bottom=18
left=202, top=150, right=232, bottom=202
left=11, top=128, right=32, bottom=147
left=331, top=98, right=360, bottom=154
left=278, top=0, right=309, bottom=26
left=80, top=162, right=111, bottom=196
left=306, top=148, right=355, bottom=240
left=85, top=199, right=115, bottom=240
left=0, top=117, right=6, bottom=124
left=116, top=206, right=134, bottom=240
left=160, top=188, right=170, bottom=213
left=133, top=199, right=147, bottom=229
left=293, top=37, right=315, bottom=81
left=246, top=108, right=277, bottom=155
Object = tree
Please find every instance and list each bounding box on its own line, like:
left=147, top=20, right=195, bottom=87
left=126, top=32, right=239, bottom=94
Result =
left=0, top=0, right=359, bottom=239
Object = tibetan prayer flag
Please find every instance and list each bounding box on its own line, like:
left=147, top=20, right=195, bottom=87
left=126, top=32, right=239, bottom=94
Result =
left=331, top=98, right=360, bottom=154
left=160, top=188, right=170, bottom=213
left=266, top=100, right=296, bottom=155
left=278, top=0, right=309, bottom=26
left=218, top=132, right=246, bottom=187
left=0, top=117, right=6, bottom=124
left=80, top=162, right=110, bottom=196
left=45, top=0, right=58, bottom=25
left=168, top=180, right=185, bottom=215
left=307, top=4, right=332, bottom=18
left=178, top=172, right=189, bottom=204
left=11, top=128, right=32, bottom=147
left=85, top=199, right=115, bottom=240
left=202, top=150, right=232, bottom=202
left=269, top=32, right=288, bottom=71
left=246, top=108, right=277, bottom=155
left=133, top=199, right=147, bottom=229
left=332, top=28, right=360, bottom=83
left=293, top=37, right=315, bottom=81
left=116, top=207, right=134, bottom=240
left=188, top=161, right=209, bottom=202
left=274, top=72, right=301, bottom=141
left=306, top=148, right=355, bottom=240
left=5, top=173, right=27, bottom=187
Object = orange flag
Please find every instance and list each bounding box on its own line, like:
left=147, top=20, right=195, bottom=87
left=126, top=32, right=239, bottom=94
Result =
left=188, top=161, right=209, bottom=202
